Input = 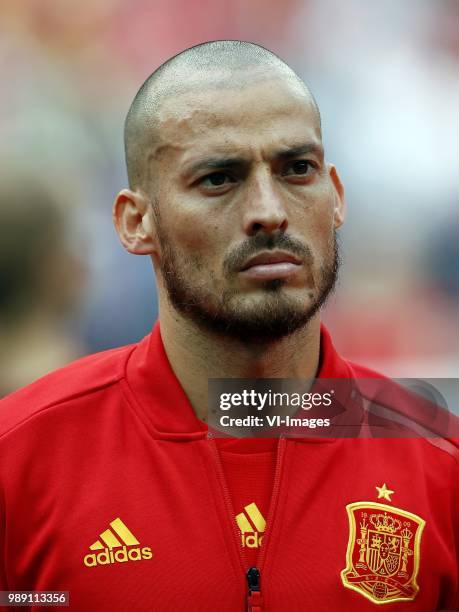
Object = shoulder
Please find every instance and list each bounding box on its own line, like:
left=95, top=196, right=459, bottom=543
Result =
left=0, top=342, right=138, bottom=439
left=345, top=360, right=459, bottom=464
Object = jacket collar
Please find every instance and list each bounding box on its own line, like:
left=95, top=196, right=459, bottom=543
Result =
left=125, top=321, right=353, bottom=439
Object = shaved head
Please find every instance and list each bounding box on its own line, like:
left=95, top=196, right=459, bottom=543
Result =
left=124, top=40, right=321, bottom=189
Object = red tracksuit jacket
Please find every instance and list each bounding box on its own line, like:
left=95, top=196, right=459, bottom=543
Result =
left=0, top=324, right=457, bottom=611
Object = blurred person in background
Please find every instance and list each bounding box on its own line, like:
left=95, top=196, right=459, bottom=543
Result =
left=0, top=177, right=85, bottom=396
left=0, top=41, right=457, bottom=611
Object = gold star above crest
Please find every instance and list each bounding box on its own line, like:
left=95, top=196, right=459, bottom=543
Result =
left=376, top=483, right=394, bottom=502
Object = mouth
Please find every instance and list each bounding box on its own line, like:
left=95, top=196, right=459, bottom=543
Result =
left=239, top=250, right=302, bottom=281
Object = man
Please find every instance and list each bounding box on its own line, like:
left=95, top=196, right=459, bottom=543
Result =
left=0, top=41, right=457, bottom=611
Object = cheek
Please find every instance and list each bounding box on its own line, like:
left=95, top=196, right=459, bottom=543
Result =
left=295, top=190, right=335, bottom=247
left=160, top=201, right=223, bottom=262
left=177, top=223, right=219, bottom=256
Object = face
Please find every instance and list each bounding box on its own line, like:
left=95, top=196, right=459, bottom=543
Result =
left=125, top=73, right=344, bottom=342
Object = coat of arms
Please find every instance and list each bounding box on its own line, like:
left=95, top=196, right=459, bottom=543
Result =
left=341, top=502, right=425, bottom=604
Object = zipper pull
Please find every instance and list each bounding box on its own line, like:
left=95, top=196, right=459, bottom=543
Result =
left=246, top=567, right=262, bottom=612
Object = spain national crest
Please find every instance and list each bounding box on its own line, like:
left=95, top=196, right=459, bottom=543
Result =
left=341, top=502, right=425, bottom=604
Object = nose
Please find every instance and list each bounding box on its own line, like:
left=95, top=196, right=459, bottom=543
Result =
left=242, top=169, right=288, bottom=236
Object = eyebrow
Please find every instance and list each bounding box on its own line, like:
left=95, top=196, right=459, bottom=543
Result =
left=184, top=142, right=324, bottom=177
left=186, top=156, right=246, bottom=176
left=276, top=143, right=324, bottom=160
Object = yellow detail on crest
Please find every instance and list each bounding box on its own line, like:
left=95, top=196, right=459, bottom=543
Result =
left=341, top=502, right=425, bottom=605
left=376, top=483, right=394, bottom=502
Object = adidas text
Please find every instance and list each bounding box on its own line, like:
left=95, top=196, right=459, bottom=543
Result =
left=241, top=532, right=264, bottom=548
left=84, top=546, right=153, bottom=567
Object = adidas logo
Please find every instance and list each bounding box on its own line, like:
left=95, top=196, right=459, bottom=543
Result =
left=83, top=517, right=153, bottom=567
left=235, top=502, right=266, bottom=548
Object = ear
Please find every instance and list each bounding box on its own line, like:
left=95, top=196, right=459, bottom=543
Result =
left=112, top=189, right=157, bottom=255
left=328, top=164, right=346, bottom=229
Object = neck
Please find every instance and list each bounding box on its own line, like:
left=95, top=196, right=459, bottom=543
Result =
left=158, top=298, right=321, bottom=422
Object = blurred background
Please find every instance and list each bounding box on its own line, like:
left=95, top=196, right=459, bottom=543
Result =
left=1, top=0, right=458, bottom=395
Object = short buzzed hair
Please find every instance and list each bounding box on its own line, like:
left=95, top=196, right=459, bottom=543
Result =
left=124, top=40, right=320, bottom=190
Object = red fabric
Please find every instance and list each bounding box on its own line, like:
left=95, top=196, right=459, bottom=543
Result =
left=213, top=322, right=356, bottom=571
left=0, top=323, right=457, bottom=611
left=247, top=590, right=263, bottom=611
left=216, top=438, right=277, bottom=568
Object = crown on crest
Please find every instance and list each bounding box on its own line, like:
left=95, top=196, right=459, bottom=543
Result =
left=400, top=523, right=413, bottom=540
left=370, top=512, right=401, bottom=534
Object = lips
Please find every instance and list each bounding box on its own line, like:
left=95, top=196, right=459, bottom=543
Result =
left=241, top=251, right=302, bottom=271
left=240, top=251, right=302, bottom=281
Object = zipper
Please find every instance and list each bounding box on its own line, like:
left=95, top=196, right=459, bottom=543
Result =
left=246, top=566, right=262, bottom=611
left=209, top=435, right=287, bottom=611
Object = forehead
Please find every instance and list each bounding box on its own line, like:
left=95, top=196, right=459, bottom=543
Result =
left=152, top=76, right=321, bottom=163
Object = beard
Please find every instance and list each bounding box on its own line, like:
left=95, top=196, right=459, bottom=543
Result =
left=157, top=227, right=341, bottom=343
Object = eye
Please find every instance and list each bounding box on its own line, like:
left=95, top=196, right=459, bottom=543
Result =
left=200, top=172, right=235, bottom=187
left=283, top=160, right=315, bottom=176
